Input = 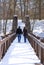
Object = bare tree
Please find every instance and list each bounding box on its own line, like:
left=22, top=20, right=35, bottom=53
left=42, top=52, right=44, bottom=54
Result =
left=0, top=20, right=2, bottom=33
left=20, top=0, right=23, bottom=19
left=39, top=0, right=41, bottom=20
left=3, top=0, right=11, bottom=35
left=3, top=0, right=6, bottom=35
left=23, top=0, right=26, bottom=18
left=14, top=0, right=17, bottom=14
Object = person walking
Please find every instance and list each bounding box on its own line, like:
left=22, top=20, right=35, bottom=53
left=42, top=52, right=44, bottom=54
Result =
left=16, top=26, right=22, bottom=42
left=23, top=27, right=27, bottom=42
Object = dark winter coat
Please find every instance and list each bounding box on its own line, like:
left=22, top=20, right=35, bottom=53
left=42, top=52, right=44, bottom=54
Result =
left=16, top=27, right=22, bottom=34
left=23, top=28, right=27, bottom=37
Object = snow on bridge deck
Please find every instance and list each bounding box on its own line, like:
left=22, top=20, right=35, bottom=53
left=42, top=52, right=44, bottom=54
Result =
left=0, top=20, right=40, bottom=65
left=0, top=35, right=40, bottom=65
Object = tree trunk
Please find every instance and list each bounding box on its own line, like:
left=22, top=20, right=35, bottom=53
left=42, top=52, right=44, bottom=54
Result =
left=20, top=0, right=23, bottom=20
left=0, top=20, right=2, bottom=33
left=39, top=0, right=41, bottom=20
left=14, top=0, right=17, bottom=14
left=23, top=0, right=26, bottom=18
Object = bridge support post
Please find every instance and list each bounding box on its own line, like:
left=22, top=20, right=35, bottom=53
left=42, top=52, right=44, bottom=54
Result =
left=36, top=45, right=44, bottom=65
left=25, top=15, right=31, bottom=33
left=12, top=15, right=18, bottom=33
left=40, top=48, right=44, bottom=65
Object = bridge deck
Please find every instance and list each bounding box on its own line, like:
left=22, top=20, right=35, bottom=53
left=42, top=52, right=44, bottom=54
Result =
left=0, top=35, right=40, bottom=65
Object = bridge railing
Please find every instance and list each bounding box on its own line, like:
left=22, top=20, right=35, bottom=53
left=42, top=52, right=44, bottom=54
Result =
left=0, top=33, right=16, bottom=61
left=28, top=33, right=44, bottom=65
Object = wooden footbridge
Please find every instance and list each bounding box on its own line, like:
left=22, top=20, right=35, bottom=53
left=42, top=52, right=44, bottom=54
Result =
left=0, top=21, right=44, bottom=65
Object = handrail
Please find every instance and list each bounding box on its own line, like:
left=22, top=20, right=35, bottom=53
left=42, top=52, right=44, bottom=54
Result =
left=28, top=33, right=44, bottom=65
left=28, top=33, right=44, bottom=49
left=0, top=33, right=16, bottom=44
left=0, top=33, right=16, bottom=61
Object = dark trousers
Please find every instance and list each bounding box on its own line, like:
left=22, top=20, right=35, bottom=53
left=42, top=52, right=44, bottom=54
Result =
left=24, top=36, right=26, bottom=42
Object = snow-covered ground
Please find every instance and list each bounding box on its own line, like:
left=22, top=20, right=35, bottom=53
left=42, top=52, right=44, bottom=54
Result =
left=30, top=19, right=44, bottom=38
left=0, top=21, right=40, bottom=65
left=0, top=20, right=13, bottom=40
left=0, top=35, right=40, bottom=65
left=0, top=20, right=13, bottom=36
left=0, top=19, right=44, bottom=39
left=18, top=19, right=25, bottom=31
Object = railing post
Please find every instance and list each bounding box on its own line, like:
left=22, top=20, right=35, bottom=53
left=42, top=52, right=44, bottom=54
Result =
left=25, top=15, right=31, bottom=33
left=2, top=43, right=5, bottom=58
left=34, top=42, right=37, bottom=52
left=36, top=44, right=39, bottom=57
left=37, top=45, right=44, bottom=65
left=38, top=45, right=41, bottom=60
left=0, top=43, right=2, bottom=61
left=43, top=49, right=44, bottom=65
left=41, top=48, right=44, bottom=64
left=5, top=42, right=7, bottom=52
left=12, top=15, right=18, bottom=33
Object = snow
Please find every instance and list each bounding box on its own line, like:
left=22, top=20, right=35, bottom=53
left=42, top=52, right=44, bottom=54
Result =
left=6, top=20, right=13, bottom=34
left=0, top=19, right=44, bottom=38
left=0, top=19, right=13, bottom=37
left=18, top=19, right=25, bottom=31
left=0, top=35, right=40, bottom=65
left=37, top=32, right=44, bottom=38
left=0, top=37, right=2, bottom=40
left=0, top=21, right=40, bottom=65
left=30, top=19, right=44, bottom=38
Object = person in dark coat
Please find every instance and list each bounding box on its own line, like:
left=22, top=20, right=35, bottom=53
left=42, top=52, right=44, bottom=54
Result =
left=23, top=27, right=27, bottom=42
left=16, top=26, right=22, bottom=42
